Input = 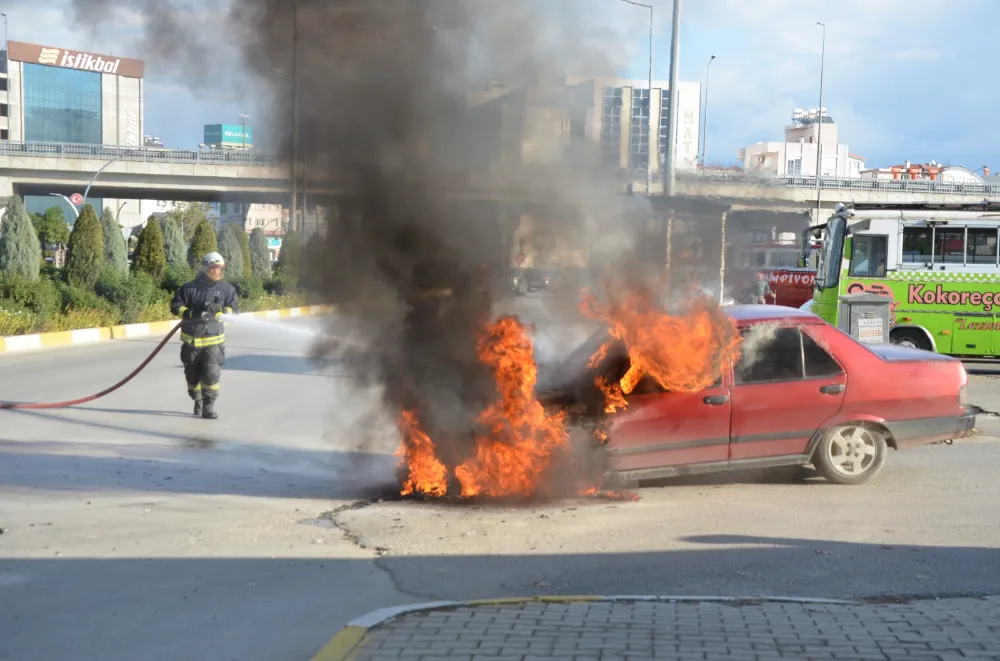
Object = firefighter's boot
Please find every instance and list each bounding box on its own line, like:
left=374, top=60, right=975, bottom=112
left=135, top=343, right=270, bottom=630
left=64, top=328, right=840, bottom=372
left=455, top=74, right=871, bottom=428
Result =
left=201, top=398, right=218, bottom=420
left=190, top=389, right=203, bottom=417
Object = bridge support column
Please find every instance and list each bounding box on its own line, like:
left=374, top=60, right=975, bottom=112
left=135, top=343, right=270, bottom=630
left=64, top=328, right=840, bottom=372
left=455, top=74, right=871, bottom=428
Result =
left=0, top=177, right=13, bottom=208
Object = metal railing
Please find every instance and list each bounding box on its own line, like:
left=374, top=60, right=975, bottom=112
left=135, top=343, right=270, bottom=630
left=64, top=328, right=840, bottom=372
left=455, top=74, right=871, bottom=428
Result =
left=0, top=140, right=281, bottom=166
left=681, top=169, right=1000, bottom=197
left=1, top=140, right=998, bottom=198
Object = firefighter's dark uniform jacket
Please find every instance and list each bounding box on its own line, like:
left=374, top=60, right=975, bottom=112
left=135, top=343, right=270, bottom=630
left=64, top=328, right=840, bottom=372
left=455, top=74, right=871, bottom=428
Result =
left=170, top=274, right=238, bottom=401
left=170, top=273, right=238, bottom=347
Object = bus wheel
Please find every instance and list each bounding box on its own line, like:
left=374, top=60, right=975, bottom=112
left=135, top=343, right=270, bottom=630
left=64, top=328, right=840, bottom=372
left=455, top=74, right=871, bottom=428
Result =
left=891, top=328, right=931, bottom=351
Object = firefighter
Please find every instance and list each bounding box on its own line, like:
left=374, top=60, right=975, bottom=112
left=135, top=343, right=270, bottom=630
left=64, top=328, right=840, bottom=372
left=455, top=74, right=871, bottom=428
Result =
left=170, top=252, right=238, bottom=419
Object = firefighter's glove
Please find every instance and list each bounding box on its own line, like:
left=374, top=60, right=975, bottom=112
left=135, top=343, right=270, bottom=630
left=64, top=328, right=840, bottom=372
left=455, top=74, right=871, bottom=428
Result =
left=205, top=301, right=223, bottom=316
left=181, top=308, right=198, bottom=321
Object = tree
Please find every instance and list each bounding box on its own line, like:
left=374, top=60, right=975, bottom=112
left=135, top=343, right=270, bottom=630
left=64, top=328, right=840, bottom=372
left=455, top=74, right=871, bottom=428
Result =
left=278, top=229, right=302, bottom=281
left=249, top=227, right=271, bottom=278
left=187, top=220, right=218, bottom=269
left=33, top=206, right=70, bottom=249
left=165, top=202, right=213, bottom=242
left=235, top=226, right=251, bottom=275
left=218, top=223, right=245, bottom=279
left=303, top=231, right=326, bottom=290
left=134, top=217, right=166, bottom=281
left=100, top=206, right=129, bottom=275
left=160, top=216, right=186, bottom=269
left=0, top=195, right=42, bottom=280
left=66, top=204, right=104, bottom=289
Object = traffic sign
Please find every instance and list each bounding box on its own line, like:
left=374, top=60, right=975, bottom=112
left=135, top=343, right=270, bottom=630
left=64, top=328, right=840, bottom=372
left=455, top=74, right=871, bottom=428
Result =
left=70, top=193, right=84, bottom=206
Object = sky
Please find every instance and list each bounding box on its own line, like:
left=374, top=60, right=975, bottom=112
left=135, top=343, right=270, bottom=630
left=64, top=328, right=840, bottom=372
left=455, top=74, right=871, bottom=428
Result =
left=5, top=0, right=997, bottom=170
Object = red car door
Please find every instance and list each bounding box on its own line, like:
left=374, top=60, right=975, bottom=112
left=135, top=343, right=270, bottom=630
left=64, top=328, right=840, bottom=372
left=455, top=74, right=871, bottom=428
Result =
left=729, top=325, right=846, bottom=462
left=604, top=375, right=732, bottom=474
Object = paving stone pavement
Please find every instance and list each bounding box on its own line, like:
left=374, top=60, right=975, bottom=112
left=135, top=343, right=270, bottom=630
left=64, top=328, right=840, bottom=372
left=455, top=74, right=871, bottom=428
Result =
left=347, top=596, right=1000, bottom=661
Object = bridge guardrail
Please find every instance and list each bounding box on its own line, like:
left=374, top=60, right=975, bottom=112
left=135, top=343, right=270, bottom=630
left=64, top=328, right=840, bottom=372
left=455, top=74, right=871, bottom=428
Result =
left=1, top=140, right=999, bottom=198
left=680, top=170, right=1000, bottom=197
left=0, top=140, right=281, bottom=166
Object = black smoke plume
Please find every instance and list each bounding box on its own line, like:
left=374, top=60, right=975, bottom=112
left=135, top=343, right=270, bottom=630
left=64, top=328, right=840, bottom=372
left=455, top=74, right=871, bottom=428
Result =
left=69, top=0, right=713, bottom=491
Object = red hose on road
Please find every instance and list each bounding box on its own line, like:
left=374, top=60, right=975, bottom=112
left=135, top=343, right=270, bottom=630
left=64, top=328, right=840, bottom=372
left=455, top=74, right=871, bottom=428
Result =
left=0, top=324, right=183, bottom=410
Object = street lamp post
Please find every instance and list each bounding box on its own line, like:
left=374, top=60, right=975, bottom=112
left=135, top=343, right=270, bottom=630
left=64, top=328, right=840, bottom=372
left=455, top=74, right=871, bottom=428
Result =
left=2, top=12, right=7, bottom=55
left=48, top=193, right=79, bottom=219
left=700, top=54, right=715, bottom=168
left=815, top=21, right=826, bottom=224
left=664, top=0, right=682, bottom=196
left=239, top=113, right=249, bottom=150
left=82, top=157, right=122, bottom=209
left=619, top=0, right=653, bottom=196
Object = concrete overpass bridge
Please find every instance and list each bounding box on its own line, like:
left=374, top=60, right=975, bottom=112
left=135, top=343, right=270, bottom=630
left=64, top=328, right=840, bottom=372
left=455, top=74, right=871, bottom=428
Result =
left=2, top=141, right=998, bottom=213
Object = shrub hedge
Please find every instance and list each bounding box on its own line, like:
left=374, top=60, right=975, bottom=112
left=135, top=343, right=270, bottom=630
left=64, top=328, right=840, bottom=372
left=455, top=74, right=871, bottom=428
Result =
left=0, top=269, right=311, bottom=336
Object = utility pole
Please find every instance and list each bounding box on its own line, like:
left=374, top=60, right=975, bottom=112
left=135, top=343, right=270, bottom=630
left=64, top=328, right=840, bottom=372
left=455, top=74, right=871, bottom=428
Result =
left=290, top=0, right=300, bottom=234
left=664, top=0, right=682, bottom=196
left=814, top=21, right=826, bottom=224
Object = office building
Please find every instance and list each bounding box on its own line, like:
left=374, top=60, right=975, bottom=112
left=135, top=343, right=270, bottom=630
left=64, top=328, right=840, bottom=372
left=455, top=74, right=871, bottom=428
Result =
left=0, top=40, right=145, bottom=223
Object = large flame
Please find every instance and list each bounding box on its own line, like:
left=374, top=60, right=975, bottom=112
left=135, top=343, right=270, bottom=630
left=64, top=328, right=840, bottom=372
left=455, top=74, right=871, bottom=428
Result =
left=455, top=316, right=569, bottom=497
left=394, top=279, right=741, bottom=499
left=582, top=280, right=742, bottom=413
left=395, top=316, right=570, bottom=498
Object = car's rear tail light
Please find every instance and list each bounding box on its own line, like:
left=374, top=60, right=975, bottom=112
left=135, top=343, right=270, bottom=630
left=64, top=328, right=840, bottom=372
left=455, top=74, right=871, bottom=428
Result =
left=959, top=385, right=968, bottom=408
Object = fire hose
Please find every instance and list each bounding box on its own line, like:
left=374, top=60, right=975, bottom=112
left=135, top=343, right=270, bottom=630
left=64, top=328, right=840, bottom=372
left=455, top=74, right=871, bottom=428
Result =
left=0, top=324, right=182, bottom=410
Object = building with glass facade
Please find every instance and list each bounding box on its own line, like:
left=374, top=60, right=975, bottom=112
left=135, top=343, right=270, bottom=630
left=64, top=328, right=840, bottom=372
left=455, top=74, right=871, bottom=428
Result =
left=22, top=64, right=104, bottom=144
left=1, top=41, right=145, bottom=219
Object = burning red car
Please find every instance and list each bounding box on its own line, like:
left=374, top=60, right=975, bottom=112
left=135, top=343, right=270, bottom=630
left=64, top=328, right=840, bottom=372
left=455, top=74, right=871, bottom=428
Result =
left=549, top=305, right=975, bottom=487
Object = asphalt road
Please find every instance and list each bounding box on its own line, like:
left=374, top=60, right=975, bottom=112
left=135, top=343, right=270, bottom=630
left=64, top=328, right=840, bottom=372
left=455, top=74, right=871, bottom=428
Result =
left=2, top=308, right=999, bottom=661
left=0, top=316, right=411, bottom=661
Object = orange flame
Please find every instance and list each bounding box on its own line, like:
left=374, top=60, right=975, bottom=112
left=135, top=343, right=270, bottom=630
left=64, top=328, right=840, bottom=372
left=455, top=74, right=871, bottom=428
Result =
left=582, top=280, right=742, bottom=412
left=455, top=316, right=569, bottom=498
left=396, top=410, right=449, bottom=497
left=393, top=277, right=740, bottom=501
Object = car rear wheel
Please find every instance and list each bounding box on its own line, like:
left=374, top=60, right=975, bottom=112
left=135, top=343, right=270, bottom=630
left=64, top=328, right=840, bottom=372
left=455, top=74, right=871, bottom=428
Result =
left=814, top=424, right=888, bottom=485
left=891, top=328, right=931, bottom=351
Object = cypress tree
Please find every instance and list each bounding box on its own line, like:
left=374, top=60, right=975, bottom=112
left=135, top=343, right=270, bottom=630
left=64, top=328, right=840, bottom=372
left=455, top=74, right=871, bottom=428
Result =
left=249, top=227, right=271, bottom=278
left=134, top=217, right=166, bottom=281
left=279, top=229, right=302, bottom=281
left=218, top=223, right=245, bottom=279
left=235, top=226, right=251, bottom=275
left=187, top=220, right=218, bottom=269
left=66, top=204, right=104, bottom=290
left=160, top=216, right=186, bottom=269
left=0, top=195, right=42, bottom=280
left=100, top=206, right=129, bottom=275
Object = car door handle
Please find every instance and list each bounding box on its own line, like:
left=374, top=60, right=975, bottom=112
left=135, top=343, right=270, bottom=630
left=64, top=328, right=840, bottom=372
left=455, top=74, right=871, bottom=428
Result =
left=820, top=384, right=845, bottom=394
left=703, top=395, right=729, bottom=405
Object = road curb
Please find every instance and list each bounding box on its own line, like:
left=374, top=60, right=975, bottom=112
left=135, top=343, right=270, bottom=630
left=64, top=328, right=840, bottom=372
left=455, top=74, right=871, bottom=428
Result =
left=0, top=305, right=334, bottom=355
left=309, top=594, right=861, bottom=661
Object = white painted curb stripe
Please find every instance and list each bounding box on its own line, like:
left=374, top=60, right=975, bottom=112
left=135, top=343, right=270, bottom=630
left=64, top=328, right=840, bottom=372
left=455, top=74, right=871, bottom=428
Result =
left=348, top=602, right=460, bottom=628
left=71, top=328, right=103, bottom=344
left=4, top=334, right=42, bottom=352
left=123, top=323, right=151, bottom=338
left=290, top=307, right=302, bottom=317
left=266, top=309, right=281, bottom=318
left=343, top=595, right=862, bottom=629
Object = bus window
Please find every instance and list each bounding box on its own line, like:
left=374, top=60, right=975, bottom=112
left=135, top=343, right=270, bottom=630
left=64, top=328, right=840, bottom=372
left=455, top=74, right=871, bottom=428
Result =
left=902, top=227, right=932, bottom=263
left=849, top=235, right=888, bottom=277
left=934, top=228, right=965, bottom=263
left=967, top=228, right=998, bottom=264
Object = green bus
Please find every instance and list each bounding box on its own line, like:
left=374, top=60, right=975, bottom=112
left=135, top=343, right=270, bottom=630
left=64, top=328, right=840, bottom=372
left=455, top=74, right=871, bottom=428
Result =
left=811, top=203, right=1000, bottom=355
